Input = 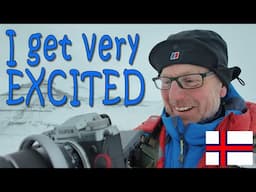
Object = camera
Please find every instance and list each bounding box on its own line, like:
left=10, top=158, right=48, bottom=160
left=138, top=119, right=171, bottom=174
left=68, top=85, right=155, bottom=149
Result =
left=0, top=113, right=143, bottom=168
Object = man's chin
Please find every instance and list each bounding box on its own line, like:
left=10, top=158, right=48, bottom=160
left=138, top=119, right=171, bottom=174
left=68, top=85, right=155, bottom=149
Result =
left=178, top=116, right=200, bottom=126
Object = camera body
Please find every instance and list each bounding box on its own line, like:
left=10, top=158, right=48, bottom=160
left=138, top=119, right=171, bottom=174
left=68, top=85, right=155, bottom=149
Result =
left=0, top=113, right=142, bottom=168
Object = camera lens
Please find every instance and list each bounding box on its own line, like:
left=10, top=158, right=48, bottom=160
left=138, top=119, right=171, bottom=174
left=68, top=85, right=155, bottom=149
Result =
left=62, top=143, right=84, bottom=168
left=0, top=156, right=14, bottom=168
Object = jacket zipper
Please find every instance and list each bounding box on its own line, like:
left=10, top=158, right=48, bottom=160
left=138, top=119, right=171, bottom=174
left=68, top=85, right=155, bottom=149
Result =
left=179, top=136, right=184, bottom=164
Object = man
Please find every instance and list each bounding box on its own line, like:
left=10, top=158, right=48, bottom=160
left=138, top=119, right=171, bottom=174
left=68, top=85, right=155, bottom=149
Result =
left=129, top=29, right=256, bottom=168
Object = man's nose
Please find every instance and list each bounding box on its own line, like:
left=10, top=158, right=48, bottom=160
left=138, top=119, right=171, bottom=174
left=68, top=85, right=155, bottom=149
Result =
left=168, top=80, right=186, bottom=98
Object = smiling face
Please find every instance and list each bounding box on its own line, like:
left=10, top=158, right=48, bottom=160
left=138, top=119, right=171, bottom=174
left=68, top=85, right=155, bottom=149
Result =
left=160, top=64, right=227, bottom=126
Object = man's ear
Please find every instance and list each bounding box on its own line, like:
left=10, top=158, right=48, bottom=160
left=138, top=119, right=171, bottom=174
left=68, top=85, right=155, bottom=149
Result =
left=220, top=85, right=227, bottom=98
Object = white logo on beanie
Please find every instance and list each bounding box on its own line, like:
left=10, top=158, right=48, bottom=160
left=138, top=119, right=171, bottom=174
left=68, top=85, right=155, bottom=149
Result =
left=170, top=51, right=180, bottom=60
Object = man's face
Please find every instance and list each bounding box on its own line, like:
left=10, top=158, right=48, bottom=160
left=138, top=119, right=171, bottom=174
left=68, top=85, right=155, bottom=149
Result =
left=160, top=64, right=227, bottom=126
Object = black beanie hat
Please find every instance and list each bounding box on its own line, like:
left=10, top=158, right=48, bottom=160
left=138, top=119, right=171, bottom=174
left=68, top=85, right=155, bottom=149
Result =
left=149, top=29, right=243, bottom=88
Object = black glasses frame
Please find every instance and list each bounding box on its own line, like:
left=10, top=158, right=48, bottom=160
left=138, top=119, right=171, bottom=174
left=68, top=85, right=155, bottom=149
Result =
left=152, top=71, right=214, bottom=90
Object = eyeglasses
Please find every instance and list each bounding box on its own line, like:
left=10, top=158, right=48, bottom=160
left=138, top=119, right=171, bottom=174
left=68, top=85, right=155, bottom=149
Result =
left=152, top=71, right=214, bottom=90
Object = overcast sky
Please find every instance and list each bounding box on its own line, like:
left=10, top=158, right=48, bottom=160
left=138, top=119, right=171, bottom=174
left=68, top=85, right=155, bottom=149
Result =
left=1, top=24, right=256, bottom=104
